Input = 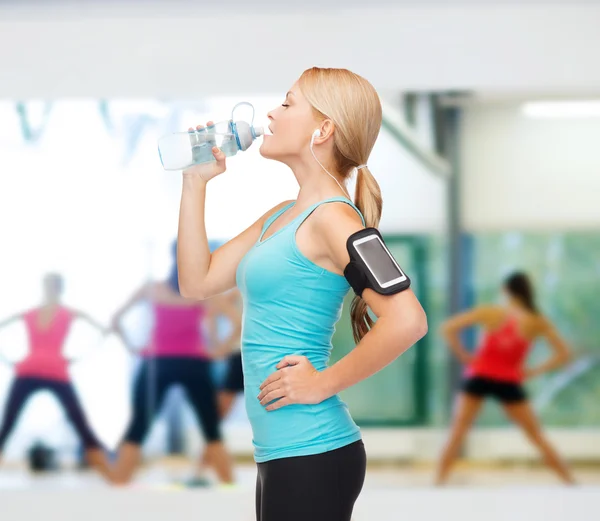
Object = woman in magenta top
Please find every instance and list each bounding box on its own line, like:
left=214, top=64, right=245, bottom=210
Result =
left=0, top=273, right=111, bottom=479
left=109, top=241, right=235, bottom=485
left=437, top=271, right=575, bottom=485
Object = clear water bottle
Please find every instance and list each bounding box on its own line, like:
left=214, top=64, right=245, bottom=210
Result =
left=157, top=102, right=264, bottom=171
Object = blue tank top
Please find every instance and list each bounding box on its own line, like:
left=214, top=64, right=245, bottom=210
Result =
left=236, top=196, right=365, bottom=462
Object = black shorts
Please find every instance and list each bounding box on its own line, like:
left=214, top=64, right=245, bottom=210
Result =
left=222, top=351, right=244, bottom=393
left=462, top=376, right=527, bottom=403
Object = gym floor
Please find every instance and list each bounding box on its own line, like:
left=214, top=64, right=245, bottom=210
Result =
left=0, top=460, right=598, bottom=521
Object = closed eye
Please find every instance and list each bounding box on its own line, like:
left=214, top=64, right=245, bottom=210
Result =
left=281, top=104, right=290, bottom=108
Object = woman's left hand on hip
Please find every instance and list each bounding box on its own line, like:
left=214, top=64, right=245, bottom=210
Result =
left=258, top=355, right=328, bottom=411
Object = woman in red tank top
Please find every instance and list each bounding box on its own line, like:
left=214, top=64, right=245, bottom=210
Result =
left=0, top=273, right=112, bottom=479
left=436, top=272, right=575, bottom=485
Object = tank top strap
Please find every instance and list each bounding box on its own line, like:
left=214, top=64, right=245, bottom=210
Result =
left=292, top=196, right=365, bottom=231
left=260, top=201, right=296, bottom=238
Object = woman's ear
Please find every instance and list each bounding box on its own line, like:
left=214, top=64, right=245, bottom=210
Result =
left=314, top=120, right=335, bottom=144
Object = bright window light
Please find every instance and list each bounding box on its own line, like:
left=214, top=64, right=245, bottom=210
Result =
left=522, top=100, right=600, bottom=119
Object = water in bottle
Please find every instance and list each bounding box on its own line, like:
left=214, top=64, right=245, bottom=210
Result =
left=158, top=102, right=264, bottom=171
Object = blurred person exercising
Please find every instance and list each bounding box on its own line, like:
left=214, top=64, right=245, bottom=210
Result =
left=211, top=287, right=243, bottom=416
left=205, top=240, right=244, bottom=419
left=192, top=254, right=242, bottom=485
left=0, top=273, right=111, bottom=478
left=177, top=67, right=427, bottom=520
left=109, top=241, right=234, bottom=485
left=436, top=271, right=575, bottom=485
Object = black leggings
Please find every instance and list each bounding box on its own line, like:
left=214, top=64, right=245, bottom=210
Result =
left=0, top=377, right=102, bottom=451
left=123, top=357, right=221, bottom=445
left=222, top=351, right=244, bottom=393
left=256, top=440, right=366, bottom=521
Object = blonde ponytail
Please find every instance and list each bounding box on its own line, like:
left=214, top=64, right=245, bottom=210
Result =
left=354, top=167, right=382, bottom=229
left=350, top=166, right=383, bottom=343
left=298, top=67, right=383, bottom=344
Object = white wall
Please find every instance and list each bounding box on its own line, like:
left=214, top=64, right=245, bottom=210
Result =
left=461, top=103, right=600, bottom=231
left=1, top=3, right=599, bottom=97
left=370, top=129, right=447, bottom=234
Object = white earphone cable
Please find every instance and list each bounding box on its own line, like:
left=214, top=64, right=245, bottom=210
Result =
left=310, top=132, right=352, bottom=200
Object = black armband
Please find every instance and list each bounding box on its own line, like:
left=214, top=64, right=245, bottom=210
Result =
left=343, top=228, right=411, bottom=297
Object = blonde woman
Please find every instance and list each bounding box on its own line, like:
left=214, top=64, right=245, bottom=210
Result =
left=177, top=67, right=427, bottom=521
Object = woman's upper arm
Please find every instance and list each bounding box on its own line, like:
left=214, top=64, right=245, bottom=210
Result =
left=441, top=306, right=493, bottom=333
left=315, top=204, right=426, bottom=330
left=0, top=312, right=24, bottom=329
left=201, top=200, right=295, bottom=298
left=314, top=202, right=364, bottom=273
left=69, top=308, right=93, bottom=322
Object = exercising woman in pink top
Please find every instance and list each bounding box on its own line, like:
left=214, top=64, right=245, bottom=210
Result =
left=109, top=241, right=235, bottom=485
left=0, top=273, right=111, bottom=479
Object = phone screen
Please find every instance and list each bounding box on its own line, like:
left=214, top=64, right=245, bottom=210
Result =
left=354, top=236, right=406, bottom=287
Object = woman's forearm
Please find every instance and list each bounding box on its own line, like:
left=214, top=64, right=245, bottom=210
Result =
left=528, top=352, right=571, bottom=378
left=177, top=176, right=211, bottom=298
left=112, top=323, right=135, bottom=353
left=443, top=331, right=473, bottom=365
left=321, top=315, right=427, bottom=399
left=0, top=314, right=20, bottom=330
left=71, top=309, right=105, bottom=333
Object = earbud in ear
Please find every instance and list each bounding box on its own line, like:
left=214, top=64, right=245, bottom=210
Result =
left=310, top=129, right=321, bottom=146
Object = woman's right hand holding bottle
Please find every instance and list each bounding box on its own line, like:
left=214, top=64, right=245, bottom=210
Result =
left=183, top=121, right=227, bottom=182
